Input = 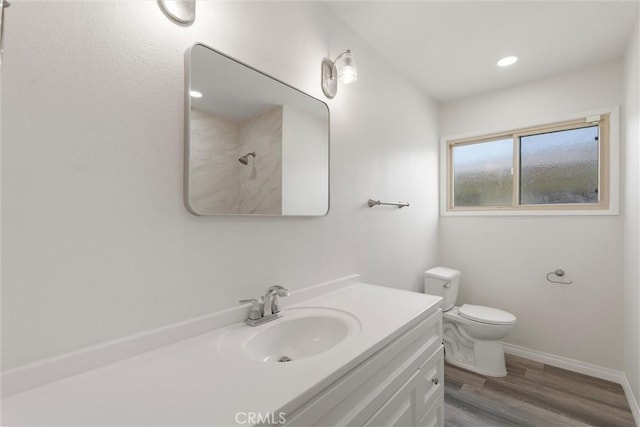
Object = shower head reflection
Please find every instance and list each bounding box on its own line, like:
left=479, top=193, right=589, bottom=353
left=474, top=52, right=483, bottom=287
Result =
left=238, top=152, right=256, bottom=165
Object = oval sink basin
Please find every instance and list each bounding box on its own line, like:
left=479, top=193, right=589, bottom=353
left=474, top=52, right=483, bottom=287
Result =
left=217, top=307, right=361, bottom=363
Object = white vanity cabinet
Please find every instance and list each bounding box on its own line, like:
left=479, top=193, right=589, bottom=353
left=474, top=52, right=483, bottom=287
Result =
left=2, top=278, right=444, bottom=427
left=283, top=308, right=444, bottom=427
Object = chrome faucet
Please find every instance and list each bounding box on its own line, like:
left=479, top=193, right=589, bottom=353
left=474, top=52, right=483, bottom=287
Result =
left=263, top=285, right=289, bottom=316
left=239, top=285, right=289, bottom=327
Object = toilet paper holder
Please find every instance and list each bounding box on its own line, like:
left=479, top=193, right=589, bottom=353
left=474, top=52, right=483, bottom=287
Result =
left=546, top=269, right=574, bottom=285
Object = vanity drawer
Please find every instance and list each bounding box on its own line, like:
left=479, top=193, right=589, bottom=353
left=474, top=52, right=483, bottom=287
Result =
left=284, top=309, right=442, bottom=427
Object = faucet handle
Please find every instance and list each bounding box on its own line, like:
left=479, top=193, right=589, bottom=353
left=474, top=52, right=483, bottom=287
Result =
left=239, top=298, right=262, bottom=320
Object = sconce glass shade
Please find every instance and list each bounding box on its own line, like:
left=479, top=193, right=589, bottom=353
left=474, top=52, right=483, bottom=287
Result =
left=336, top=50, right=358, bottom=85
left=497, top=55, right=518, bottom=67
left=321, top=49, right=358, bottom=99
left=158, top=0, right=195, bottom=25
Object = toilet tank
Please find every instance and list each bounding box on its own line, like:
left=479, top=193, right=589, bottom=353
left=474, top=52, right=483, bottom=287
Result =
left=424, top=267, right=461, bottom=311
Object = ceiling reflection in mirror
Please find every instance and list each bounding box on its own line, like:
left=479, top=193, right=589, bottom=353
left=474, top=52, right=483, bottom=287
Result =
left=184, top=44, right=330, bottom=216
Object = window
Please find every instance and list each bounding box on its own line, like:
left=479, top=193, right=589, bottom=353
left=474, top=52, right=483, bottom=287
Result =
left=446, top=114, right=611, bottom=213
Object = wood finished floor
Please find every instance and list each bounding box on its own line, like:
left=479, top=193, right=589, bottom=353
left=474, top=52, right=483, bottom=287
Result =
left=444, top=354, right=636, bottom=427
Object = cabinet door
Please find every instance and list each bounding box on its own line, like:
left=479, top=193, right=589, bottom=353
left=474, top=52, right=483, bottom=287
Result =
left=419, top=399, right=444, bottom=427
left=364, top=372, right=419, bottom=427
left=416, top=346, right=444, bottom=421
left=285, top=310, right=442, bottom=427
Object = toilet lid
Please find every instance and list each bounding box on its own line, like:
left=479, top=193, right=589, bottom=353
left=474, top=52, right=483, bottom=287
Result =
left=458, top=304, right=516, bottom=325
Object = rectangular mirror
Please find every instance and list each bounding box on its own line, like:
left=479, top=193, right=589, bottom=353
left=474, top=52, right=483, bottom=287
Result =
left=184, top=43, right=330, bottom=216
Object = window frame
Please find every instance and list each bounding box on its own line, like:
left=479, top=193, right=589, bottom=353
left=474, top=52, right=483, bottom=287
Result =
left=440, top=107, right=619, bottom=216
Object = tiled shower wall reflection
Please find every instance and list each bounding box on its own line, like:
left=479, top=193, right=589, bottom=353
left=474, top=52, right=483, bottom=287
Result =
left=190, top=107, right=283, bottom=214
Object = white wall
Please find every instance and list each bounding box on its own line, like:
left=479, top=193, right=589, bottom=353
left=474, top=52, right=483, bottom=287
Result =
left=439, top=61, right=625, bottom=370
left=623, top=21, right=640, bottom=410
left=1, top=2, right=440, bottom=369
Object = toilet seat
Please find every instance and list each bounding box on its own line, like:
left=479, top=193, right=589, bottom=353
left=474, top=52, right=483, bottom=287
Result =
left=458, top=304, right=516, bottom=325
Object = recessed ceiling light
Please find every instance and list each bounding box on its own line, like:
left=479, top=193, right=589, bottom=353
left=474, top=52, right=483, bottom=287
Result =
left=497, top=56, right=518, bottom=67
left=190, top=90, right=203, bottom=98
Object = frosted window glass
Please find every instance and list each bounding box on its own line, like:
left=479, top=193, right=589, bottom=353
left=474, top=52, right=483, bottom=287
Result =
left=520, top=126, right=599, bottom=205
left=453, top=138, right=513, bottom=207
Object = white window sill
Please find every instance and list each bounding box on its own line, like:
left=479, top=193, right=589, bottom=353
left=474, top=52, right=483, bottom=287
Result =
left=441, top=207, right=619, bottom=217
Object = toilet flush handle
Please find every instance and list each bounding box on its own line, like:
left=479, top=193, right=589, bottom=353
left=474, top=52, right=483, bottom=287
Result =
left=443, top=281, right=451, bottom=288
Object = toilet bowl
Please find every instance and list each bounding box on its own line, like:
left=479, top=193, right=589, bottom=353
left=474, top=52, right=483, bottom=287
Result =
left=424, top=267, right=516, bottom=377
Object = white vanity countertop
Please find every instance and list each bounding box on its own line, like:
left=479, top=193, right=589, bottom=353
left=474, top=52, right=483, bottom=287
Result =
left=2, top=280, right=442, bottom=426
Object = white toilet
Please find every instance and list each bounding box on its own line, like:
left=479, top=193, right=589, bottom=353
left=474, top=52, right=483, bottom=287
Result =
left=424, top=266, right=516, bottom=377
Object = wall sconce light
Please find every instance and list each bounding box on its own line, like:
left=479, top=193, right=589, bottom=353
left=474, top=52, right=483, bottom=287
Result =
left=321, top=49, right=358, bottom=99
left=158, top=0, right=196, bottom=25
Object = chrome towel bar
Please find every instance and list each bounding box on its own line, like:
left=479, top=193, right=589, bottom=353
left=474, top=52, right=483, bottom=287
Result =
left=367, top=199, right=410, bottom=209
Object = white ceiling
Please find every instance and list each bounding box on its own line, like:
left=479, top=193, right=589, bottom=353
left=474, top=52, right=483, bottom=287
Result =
left=328, top=1, right=639, bottom=102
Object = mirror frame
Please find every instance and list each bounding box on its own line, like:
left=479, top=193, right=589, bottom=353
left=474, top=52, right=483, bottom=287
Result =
left=184, top=43, right=330, bottom=217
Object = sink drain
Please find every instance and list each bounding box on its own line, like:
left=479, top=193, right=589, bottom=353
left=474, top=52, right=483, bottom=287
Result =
left=278, top=356, right=292, bottom=363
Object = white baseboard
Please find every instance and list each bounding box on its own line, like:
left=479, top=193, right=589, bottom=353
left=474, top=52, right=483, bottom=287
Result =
left=620, top=374, right=640, bottom=427
left=503, top=343, right=639, bottom=426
